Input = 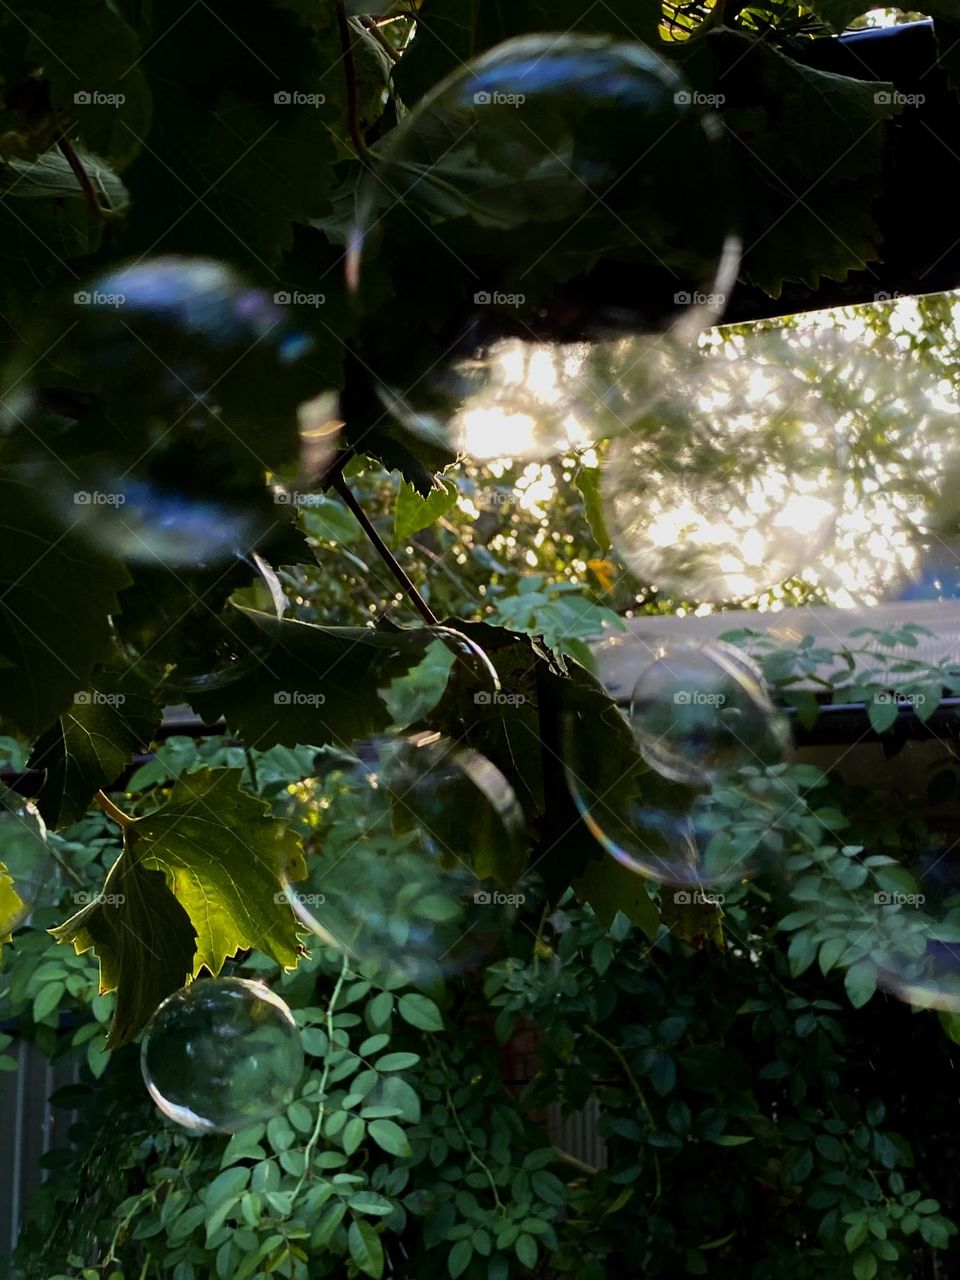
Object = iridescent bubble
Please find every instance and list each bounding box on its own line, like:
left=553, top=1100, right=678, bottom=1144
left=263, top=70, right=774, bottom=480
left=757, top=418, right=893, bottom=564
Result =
left=283, top=733, right=526, bottom=984
left=562, top=646, right=790, bottom=885
left=141, top=978, right=305, bottom=1134
left=603, top=354, right=841, bottom=603
left=41, top=256, right=317, bottom=452
left=349, top=34, right=738, bottom=461
left=0, top=790, right=53, bottom=933
left=65, top=468, right=273, bottom=568
left=0, top=256, right=325, bottom=569
left=630, top=641, right=789, bottom=787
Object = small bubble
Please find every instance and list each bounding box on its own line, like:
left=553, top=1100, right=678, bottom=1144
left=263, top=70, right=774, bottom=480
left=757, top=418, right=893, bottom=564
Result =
left=282, top=733, right=526, bottom=984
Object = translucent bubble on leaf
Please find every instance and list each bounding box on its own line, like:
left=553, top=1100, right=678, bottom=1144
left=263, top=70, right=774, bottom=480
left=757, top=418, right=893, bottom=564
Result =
left=380, top=626, right=501, bottom=730
left=630, top=641, right=789, bottom=788
left=349, top=34, right=739, bottom=461
left=562, top=649, right=790, bottom=886
left=0, top=789, right=53, bottom=933
left=603, top=354, right=841, bottom=603
left=65, top=468, right=276, bottom=569
left=283, top=732, right=526, bottom=984
left=37, top=256, right=317, bottom=446
left=141, top=978, right=305, bottom=1134
left=0, top=255, right=330, bottom=570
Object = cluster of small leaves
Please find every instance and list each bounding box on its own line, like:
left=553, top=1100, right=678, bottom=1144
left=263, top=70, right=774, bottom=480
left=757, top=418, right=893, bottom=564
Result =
left=728, top=620, right=960, bottom=735
left=485, top=898, right=958, bottom=1279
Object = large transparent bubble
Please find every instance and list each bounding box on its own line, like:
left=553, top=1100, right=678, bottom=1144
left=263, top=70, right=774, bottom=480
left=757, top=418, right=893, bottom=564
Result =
left=0, top=789, right=53, bottom=934
left=349, top=34, right=739, bottom=461
left=602, top=322, right=960, bottom=608
left=563, top=641, right=790, bottom=886
left=630, top=640, right=790, bottom=788
left=141, top=978, right=305, bottom=1134
left=603, top=353, right=841, bottom=602
left=282, top=732, right=526, bottom=984
left=0, top=256, right=332, bottom=570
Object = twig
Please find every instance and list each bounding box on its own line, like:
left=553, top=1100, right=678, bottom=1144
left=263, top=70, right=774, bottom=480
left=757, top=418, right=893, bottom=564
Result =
left=333, top=1, right=370, bottom=161
left=332, top=473, right=440, bottom=626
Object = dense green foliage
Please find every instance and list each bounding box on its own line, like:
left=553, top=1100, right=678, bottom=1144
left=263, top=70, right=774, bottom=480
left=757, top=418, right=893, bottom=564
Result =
left=4, top=1, right=960, bottom=1277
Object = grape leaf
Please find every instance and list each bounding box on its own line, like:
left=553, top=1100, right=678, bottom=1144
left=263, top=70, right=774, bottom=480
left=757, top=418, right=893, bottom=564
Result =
left=52, top=768, right=307, bottom=1045
left=681, top=31, right=901, bottom=296
left=0, top=472, right=131, bottom=738
left=128, top=768, right=307, bottom=976
left=572, top=855, right=659, bottom=939
left=0, top=862, right=24, bottom=956
left=187, top=608, right=453, bottom=749
left=1, top=146, right=128, bottom=212
left=27, top=673, right=161, bottom=830
left=659, top=890, right=724, bottom=949
left=394, top=477, right=458, bottom=543
left=18, top=0, right=152, bottom=169
left=50, top=853, right=197, bottom=1048
left=117, top=0, right=338, bottom=261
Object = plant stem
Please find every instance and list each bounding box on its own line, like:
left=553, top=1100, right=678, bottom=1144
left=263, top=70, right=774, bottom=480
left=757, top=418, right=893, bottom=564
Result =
left=95, top=789, right=133, bottom=830
left=584, top=1022, right=662, bottom=1200
left=333, top=1, right=369, bottom=162
left=444, top=1079, right=505, bottom=1212
left=56, top=136, right=122, bottom=221
left=332, top=473, right=440, bottom=626
left=291, top=954, right=351, bottom=1204
left=244, top=745, right=259, bottom=792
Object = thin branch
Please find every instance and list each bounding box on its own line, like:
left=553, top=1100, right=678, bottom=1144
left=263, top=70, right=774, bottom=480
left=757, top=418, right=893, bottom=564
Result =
left=334, top=1, right=370, bottom=161
left=332, top=473, right=440, bottom=626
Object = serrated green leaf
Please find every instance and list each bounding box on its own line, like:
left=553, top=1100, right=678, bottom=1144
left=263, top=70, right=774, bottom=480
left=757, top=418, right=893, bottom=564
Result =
left=129, top=769, right=305, bottom=976
left=51, top=853, right=196, bottom=1048
left=394, top=477, right=458, bottom=542
left=27, top=673, right=160, bottom=829
left=188, top=608, right=448, bottom=750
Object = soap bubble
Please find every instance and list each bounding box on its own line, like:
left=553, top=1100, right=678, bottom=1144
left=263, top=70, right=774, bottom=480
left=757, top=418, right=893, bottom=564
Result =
left=141, top=978, right=305, bottom=1134
left=603, top=322, right=960, bottom=608
left=630, top=641, right=789, bottom=787
left=66, top=466, right=274, bottom=569
left=24, top=256, right=317, bottom=452
left=0, top=256, right=327, bottom=569
left=0, top=790, right=52, bottom=933
left=283, top=732, right=526, bottom=984
left=562, top=643, right=790, bottom=885
left=349, top=34, right=738, bottom=461
left=603, top=353, right=841, bottom=603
